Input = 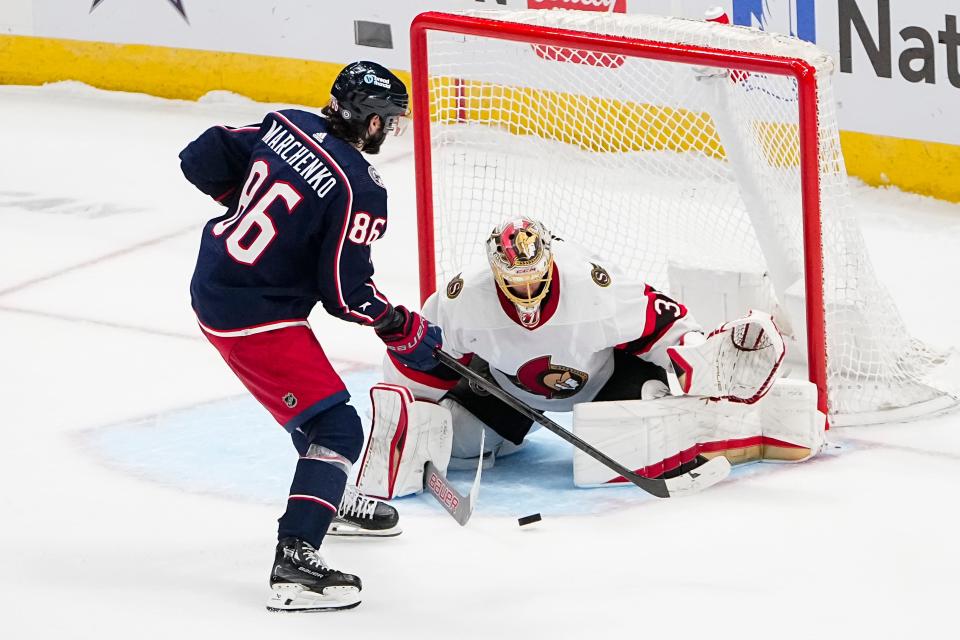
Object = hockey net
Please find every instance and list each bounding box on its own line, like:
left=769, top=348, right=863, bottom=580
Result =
left=410, top=9, right=957, bottom=426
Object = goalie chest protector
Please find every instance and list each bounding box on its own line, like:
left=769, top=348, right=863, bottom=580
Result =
left=425, top=241, right=698, bottom=412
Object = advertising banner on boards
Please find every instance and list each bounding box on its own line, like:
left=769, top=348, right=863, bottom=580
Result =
left=2, top=0, right=958, bottom=147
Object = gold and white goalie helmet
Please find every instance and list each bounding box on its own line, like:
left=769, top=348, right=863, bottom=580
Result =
left=486, top=216, right=555, bottom=328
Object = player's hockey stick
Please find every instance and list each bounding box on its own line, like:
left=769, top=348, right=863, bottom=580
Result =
left=434, top=349, right=730, bottom=498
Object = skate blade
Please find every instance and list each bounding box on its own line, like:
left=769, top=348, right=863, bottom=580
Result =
left=326, top=521, right=402, bottom=538
left=266, top=584, right=361, bottom=612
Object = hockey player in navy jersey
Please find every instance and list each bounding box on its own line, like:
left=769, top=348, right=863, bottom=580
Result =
left=180, top=61, right=441, bottom=612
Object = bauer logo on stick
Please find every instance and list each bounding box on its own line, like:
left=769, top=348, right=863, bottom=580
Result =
left=427, top=472, right=460, bottom=509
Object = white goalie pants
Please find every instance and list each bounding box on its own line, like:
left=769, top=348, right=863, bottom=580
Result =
left=444, top=398, right=529, bottom=469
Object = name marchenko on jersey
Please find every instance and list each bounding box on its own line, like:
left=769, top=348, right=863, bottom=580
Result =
left=261, top=119, right=338, bottom=198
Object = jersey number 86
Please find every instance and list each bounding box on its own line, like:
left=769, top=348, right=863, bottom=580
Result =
left=212, top=160, right=302, bottom=265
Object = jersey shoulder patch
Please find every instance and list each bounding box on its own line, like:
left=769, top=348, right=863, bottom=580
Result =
left=446, top=272, right=464, bottom=299
left=590, top=262, right=611, bottom=287
left=435, top=263, right=510, bottom=331
left=368, top=165, right=385, bottom=189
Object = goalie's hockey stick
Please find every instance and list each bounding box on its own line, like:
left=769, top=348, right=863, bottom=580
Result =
left=434, top=349, right=730, bottom=498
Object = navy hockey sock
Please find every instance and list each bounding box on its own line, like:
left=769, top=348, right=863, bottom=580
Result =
left=278, top=457, right=348, bottom=548
left=291, top=402, right=364, bottom=461
left=278, top=402, right=364, bottom=547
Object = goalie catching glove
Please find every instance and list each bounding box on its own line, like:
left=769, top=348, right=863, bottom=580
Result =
left=666, top=309, right=785, bottom=403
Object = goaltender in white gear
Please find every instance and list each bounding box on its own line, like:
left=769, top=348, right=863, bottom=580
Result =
left=358, top=217, right=825, bottom=498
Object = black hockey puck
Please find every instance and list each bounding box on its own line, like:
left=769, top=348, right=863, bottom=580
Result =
left=518, top=513, right=542, bottom=526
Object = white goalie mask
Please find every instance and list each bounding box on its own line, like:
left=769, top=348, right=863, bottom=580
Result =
left=486, top=217, right=555, bottom=328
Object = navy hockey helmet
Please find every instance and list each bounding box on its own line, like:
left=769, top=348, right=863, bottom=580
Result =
left=329, top=61, right=409, bottom=136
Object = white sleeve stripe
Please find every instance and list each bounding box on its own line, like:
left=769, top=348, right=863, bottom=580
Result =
left=271, top=112, right=374, bottom=323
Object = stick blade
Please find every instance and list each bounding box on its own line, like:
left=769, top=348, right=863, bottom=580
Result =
left=423, top=427, right=484, bottom=526
left=423, top=461, right=474, bottom=525
left=664, top=456, right=731, bottom=497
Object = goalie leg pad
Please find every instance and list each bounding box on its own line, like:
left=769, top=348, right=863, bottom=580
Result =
left=356, top=384, right=453, bottom=499
left=573, top=396, right=760, bottom=486
left=572, top=378, right=824, bottom=486
left=699, top=379, right=825, bottom=463
left=754, top=378, right=826, bottom=462
left=698, top=378, right=825, bottom=464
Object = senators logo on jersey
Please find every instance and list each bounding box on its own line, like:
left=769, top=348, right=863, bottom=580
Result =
left=446, top=273, right=464, bottom=299
left=511, top=355, right=589, bottom=400
left=590, top=263, right=611, bottom=287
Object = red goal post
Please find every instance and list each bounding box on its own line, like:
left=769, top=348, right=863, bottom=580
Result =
left=408, top=9, right=955, bottom=426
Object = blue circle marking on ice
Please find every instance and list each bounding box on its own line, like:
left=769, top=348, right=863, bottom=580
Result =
left=82, top=366, right=776, bottom=517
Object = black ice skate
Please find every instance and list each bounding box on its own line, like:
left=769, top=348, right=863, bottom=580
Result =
left=266, top=538, right=362, bottom=612
left=327, top=484, right=402, bottom=538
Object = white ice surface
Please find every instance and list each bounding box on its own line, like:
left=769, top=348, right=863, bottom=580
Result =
left=1, top=83, right=959, bottom=639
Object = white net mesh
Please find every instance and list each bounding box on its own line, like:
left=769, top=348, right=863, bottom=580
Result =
left=417, top=9, right=956, bottom=424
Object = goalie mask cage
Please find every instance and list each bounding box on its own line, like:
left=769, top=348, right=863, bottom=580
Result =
left=410, top=9, right=957, bottom=426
